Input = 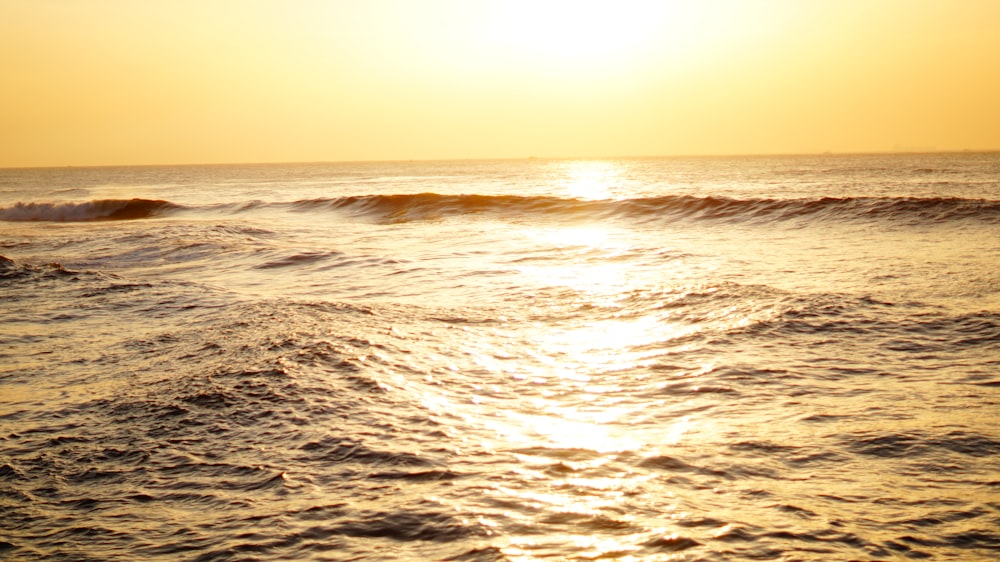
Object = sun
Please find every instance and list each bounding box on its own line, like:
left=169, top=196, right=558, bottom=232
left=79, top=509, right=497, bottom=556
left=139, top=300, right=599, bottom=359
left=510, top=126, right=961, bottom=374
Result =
left=484, top=0, right=672, bottom=70
left=486, top=0, right=721, bottom=74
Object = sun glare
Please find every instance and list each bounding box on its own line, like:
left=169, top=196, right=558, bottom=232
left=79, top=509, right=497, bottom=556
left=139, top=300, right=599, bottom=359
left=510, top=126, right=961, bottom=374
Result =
left=487, top=1, right=657, bottom=61
left=480, top=1, right=748, bottom=77
left=560, top=160, right=623, bottom=200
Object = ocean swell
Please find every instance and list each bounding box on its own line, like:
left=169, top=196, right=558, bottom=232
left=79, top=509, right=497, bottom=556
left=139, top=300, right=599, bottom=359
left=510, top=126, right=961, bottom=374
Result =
left=281, top=193, right=1000, bottom=225
left=8, top=194, right=993, bottom=225
left=0, top=198, right=180, bottom=222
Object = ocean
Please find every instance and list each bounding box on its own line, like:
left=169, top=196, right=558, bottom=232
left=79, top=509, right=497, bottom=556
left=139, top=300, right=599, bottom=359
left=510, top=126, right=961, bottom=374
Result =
left=1, top=152, right=998, bottom=561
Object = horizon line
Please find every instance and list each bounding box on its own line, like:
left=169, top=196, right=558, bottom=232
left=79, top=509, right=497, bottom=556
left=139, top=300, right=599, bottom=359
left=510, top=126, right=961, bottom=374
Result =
left=2, top=148, right=998, bottom=171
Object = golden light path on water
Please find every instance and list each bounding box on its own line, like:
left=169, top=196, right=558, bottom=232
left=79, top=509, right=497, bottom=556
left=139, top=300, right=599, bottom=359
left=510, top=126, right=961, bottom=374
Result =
left=402, top=161, right=744, bottom=559
left=560, top=160, right=624, bottom=200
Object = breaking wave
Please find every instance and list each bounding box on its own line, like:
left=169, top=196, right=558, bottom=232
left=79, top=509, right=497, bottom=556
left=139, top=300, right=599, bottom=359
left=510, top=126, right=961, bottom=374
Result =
left=0, top=198, right=180, bottom=222
left=6, top=194, right=997, bottom=225
left=282, top=193, right=1000, bottom=224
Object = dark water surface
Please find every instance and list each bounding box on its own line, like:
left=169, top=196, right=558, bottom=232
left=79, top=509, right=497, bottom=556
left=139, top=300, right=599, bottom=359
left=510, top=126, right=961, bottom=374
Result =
left=2, top=153, right=999, bottom=560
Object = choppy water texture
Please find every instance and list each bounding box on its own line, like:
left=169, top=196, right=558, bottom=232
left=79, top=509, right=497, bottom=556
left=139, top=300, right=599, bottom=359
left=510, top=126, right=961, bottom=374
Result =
left=2, top=153, right=999, bottom=561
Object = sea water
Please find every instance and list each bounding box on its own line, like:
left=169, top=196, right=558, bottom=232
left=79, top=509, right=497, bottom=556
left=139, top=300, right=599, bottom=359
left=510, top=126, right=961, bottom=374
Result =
left=1, top=153, right=999, bottom=560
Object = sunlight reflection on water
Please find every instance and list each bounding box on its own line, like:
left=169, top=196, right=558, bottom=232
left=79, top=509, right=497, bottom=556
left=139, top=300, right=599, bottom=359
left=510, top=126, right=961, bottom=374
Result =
left=560, top=160, right=624, bottom=200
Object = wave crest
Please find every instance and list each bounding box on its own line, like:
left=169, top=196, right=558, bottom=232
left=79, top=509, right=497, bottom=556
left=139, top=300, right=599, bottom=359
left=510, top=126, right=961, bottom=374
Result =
left=6, top=194, right=995, bottom=224
left=285, top=193, right=1000, bottom=224
left=0, top=198, right=180, bottom=222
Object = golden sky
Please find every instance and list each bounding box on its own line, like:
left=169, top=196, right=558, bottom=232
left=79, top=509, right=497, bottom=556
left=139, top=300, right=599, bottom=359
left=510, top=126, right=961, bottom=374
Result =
left=2, top=0, right=998, bottom=167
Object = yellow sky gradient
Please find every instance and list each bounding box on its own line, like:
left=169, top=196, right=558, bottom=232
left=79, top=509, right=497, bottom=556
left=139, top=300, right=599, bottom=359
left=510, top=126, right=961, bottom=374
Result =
left=2, top=0, right=998, bottom=167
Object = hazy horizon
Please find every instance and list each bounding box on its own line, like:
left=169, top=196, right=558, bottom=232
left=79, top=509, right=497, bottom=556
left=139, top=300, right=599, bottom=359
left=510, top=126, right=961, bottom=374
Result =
left=6, top=148, right=1000, bottom=172
left=3, top=0, right=999, bottom=168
